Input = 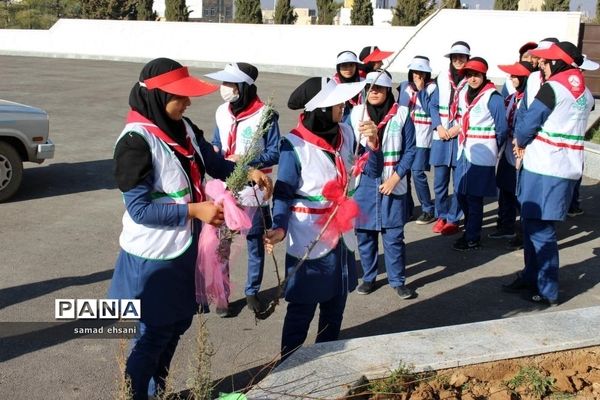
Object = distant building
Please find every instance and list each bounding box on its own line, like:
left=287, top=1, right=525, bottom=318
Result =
left=518, top=0, right=544, bottom=11
left=199, top=0, right=234, bottom=22
left=153, top=0, right=205, bottom=20
left=339, top=0, right=392, bottom=26
left=263, top=8, right=316, bottom=24
left=344, top=0, right=388, bottom=10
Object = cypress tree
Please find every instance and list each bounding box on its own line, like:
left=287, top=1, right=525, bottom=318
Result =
left=493, top=0, right=519, bottom=10
left=136, top=0, right=155, bottom=20
left=234, top=0, right=262, bottom=23
left=392, top=0, right=432, bottom=26
left=440, top=0, right=461, bottom=8
left=317, top=0, right=340, bottom=24
left=274, top=0, right=297, bottom=24
left=165, top=0, right=188, bottom=21
left=350, top=0, right=373, bottom=25
left=541, top=0, right=570, bottom=11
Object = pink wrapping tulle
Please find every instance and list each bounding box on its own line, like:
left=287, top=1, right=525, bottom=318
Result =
left=196, top=180, right=253, bottom=308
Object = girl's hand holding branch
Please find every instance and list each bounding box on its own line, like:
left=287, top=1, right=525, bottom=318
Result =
left=264, top=228, right=285, bottom=254
left=248, top=168, right=274, bottom=200
left=358, top=120, right=379, bottom=149
left=188, top=202, right=224, bottom=226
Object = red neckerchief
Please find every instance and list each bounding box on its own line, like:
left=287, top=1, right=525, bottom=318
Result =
left=126, top=110, right=204, bottom=202
left=290, top=115, right=347, bottom=188
left=506, top=91, right=524, bottom=132
left=459, top=82, right=496, bottom=146
left=448, top=71, right=467, bottom=123
left=224, top=97, right=264, bottom=158
left=548, top=69, right=586, bottom=99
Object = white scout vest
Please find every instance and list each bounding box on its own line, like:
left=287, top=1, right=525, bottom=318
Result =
left=350, top=104, right=410, bottom=195
left=523, top=77, right=593, bottom=180
left=435, top=69, right=467, bottom=137
left=525, top=71, right=543, bottom=108
left=284, top=124, right=357, bottom=259
left=457, top=86, right=499, bottom=167
left=116, top=120, right=202, bottom=260
left=404, top=82, right=436, bottom=148
left=215, top=102, right=272, bottom=175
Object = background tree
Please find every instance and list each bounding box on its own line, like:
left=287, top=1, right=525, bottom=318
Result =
left=392, top=0, right=432, bottom=26
left=274, top=0, right=297, bottom=24
left=440, top=0, right=461, bottom=8
left=317, top=0, right=341, bottom=24
left=136, top=0, right=155, bottom=20
left=350, top=0, right=373, bottom=25
left=165, top=0, right=188, bottom=20
left=493, top=0, right=518, bottom=10
left=81, top=0, right=110, bottom=18
left=541, top=0, right=569, bottom=11
left=234, top=0, right=262, bottom=23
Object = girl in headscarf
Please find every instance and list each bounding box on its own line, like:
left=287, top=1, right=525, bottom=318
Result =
left=489, top=61, right=535, bottom=244
left=108, top=58, right=271, bottom=400
left=449, top=57, right=508, bottom=251
left=264, top=77, right=365, bottom=360
left=359, top=45, right=394, bottom=76
left=505, top=42, right=593, bottom=306
left=430, top=41, right=470, bottom=237
left=350, top=70, right=417, bottom=299
left=205, top=62, right=280, bottom=317
left=333, top=50, right=364, bottom=123
left=398, top=56, right=440, bottom=226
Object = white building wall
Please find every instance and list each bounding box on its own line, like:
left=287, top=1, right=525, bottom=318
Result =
left=0, top=9, right=582, bottom=82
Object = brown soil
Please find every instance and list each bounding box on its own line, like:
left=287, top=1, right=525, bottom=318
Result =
left=355, top=346, right=600, bottom=400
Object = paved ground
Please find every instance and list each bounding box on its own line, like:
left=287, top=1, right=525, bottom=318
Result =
left=0, top=55, right=598, bottom=400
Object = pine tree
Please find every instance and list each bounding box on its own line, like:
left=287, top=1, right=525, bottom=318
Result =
left=541, top=0, right=569, bottom=11
left=392, top=0, right=432, bottom=26
left=317, top=0, right=340, bottom=24
left=234, top=0, right=262, bottom=23
left=136, top=0, right=155, bottom=20
left=350, top=0, right=373, bottom=25
left=165, top=0, right=188, bottom=21
left=493, top=0, right=518, bottom=10
left=596, top=0, right=600, bottom=23
left=274, top=0, right=297, bottom=24
left=441, top=0, right=461, bottom=8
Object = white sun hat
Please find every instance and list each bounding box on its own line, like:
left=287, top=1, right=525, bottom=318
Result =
left=336, top=51, right=360, bottom=65
left=407, top=56, right=432, bottom=73
left=304, top=78, right=367, bottom=112
left=365, top=71, right=393, bottom=88
left=205, top=63, right=255, bottom=85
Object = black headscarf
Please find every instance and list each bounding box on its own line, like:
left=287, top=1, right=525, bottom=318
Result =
left=514, top=61, right=536, bottom=93
left=465, top=57, right=490, bottom=104
left=229, top=62, right=259, bottom=116
left=336, top=51, right=361, bottom=83
left=128, top=58, right=188, bottom=147
left=366, top=71, right=396, bottom=126
left=288, top=77, right=339, bottom=145
left=548, top=42, right=583, bottom=77
left=359, top=46, right=378, bottom=74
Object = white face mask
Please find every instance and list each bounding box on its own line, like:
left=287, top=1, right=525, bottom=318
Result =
left=220, top=85, right=239, bottom=103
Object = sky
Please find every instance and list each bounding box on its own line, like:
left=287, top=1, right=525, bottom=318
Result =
left=259, top=0, right=596, bottom=16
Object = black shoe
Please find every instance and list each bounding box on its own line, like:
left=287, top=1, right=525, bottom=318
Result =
left=246, top=294, right=265, bottom=314
left=524, top=292, right=559, bottom=307
left=415, top=212, right=435, bottom=225
left=567, top=207, right=584, bottom=217
left=452, top=237, right=481, bottom=251
left=215, top=305, right=231, bottom=318
left=488, top=229, right=516, bottom=239
left=506, top=236, right=523, bottom=250
left=502, top=274, right=535, bottom=293
left=356, top=281, right=375, bottom=295
left=395, top=285, right=415, bottom=299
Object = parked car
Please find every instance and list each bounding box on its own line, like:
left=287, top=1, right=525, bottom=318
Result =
left=0, top=99, right=55, bottom=202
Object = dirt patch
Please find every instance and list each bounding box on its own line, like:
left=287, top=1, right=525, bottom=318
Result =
left=350, top=346, right=600, bottom=399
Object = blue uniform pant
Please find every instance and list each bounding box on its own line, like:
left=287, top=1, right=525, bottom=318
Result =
left=433, top=165, right=461, bottom=224
left=356, top=227, right=406, bottom=288
left=411, top=168, right=434, bottom=214
left=456, top=193, right=484, bottom=242
left=126, top=317, right=193, bottom=400
left=521, top=218, right=559, bottom=302
left=498, top=188, right=518, bottom=233
left=244, top=206, right=271, bottom=296
left=569, top=177, right=582, bottom=210
left=281, top=293, right=347, bottom=360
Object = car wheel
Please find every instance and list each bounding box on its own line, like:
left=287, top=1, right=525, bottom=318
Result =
left=0, top=141, right=23, bottom=202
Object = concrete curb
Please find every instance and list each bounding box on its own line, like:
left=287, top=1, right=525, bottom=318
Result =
left=247, top=306, right=600, bottom=399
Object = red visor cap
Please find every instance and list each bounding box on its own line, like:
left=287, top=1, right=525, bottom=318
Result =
left=144, top=67, right=219, bottom=97
left=498, top=62, right=532, bottom=77
left=363, top=48, right=394, bottom=64
left=463, top=59, right=488, bottom=74
left=529, top=44, right=574, bottom=65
